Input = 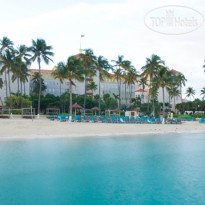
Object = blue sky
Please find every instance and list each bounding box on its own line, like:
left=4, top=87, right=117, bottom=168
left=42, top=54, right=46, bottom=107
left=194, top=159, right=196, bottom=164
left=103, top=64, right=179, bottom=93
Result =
left=0, top=0, right=205, bottom=98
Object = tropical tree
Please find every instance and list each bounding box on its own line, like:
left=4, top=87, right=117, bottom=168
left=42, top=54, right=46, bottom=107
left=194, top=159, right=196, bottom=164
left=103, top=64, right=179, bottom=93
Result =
left=112, top=55, right=125, bottom=108
left=87, top=81, right=97, bottom=99
left=138, top=76, right=148, bottom=90
left=186, top=87, right=195, bottom=101
left=141, top=54, right=165, bottom=114
left=0, top=37, right=13, bottom=53
left=167, top=86, right=181, bottom=112
left=96, top=55, right=111, bottom=111
left=57, top=56, right=84, bottom=115
left=0, top=49, right=15, bottom=108
left=80, top=49, right=96, bottom=110
left=203, top=60, right=205, bottom=72
left=124, top=67, right=138, bottom=104
left=0, top=37, right=13, bottom=98
left=155, top=66, right=170, bottom=117
left=52, top=65, right=66, bottom=96
left=201, top=87, right=205, bottom=100
left=30, top=38, right=54, bottom=114
left=31, top=72, right=47, bottom=95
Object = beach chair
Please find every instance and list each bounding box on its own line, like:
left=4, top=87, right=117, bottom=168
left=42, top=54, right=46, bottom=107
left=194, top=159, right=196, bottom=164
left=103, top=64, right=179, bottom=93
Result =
left=124, top=116, right=130, bottom=123
left=93, top=117, right=99, bottom=123
left=136, top=117, right=141, bottom=124
left=100, top=117, right=106, bottom=123
left=76, top=115, right=82, bottom=122
left=49, top=114, right=55, bottom=121
left=176, top=118, right=182, bottom=124
left=130, top=117, right=135, bottom=123
left=107, top=117, right=112, bottom=123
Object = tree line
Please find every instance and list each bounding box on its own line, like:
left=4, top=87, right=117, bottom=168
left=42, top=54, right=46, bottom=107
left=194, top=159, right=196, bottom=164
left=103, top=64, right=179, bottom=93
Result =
left=1, top=36, right=204, bottom=116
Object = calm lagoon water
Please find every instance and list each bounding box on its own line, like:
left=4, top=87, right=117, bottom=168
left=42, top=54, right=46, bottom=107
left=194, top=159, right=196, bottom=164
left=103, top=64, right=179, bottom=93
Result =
left=0, top=133, right=205, bottom=205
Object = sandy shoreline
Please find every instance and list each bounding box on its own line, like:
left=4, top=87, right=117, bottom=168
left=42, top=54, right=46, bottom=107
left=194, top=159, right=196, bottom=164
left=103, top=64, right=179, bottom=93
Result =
left=0, top=119, right=204, bottom=140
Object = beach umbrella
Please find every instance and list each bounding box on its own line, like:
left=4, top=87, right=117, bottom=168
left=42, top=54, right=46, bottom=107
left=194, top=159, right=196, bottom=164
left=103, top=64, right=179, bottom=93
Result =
left=72, top=103, right=83, bottom=116
left=112, top=108, right=123, bottom=116
left=91, top=107, right=100, bottom=115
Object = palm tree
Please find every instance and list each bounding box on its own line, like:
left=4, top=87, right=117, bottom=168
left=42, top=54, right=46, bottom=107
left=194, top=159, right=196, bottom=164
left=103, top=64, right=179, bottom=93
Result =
left=0, top=37, right=13, bottom=53
left=141, top=54, right=165, bottom=114
left=112, top=55, right=125, bottom=108
left=167, top=86, right=181, bottom=112
left=155, top=66, right=169, bottom=117
left=175, top=73, right=187, bottom=102
left=87, top=81, right=97, bottom=99
left=57, top=56, right=84, bottom=115
left=30, top=39, right=54, bottom=114
left=138, top=76, right=148, bottom=90
left=203, top=60, right=205, bottom=72
left=96, top=56, right=111, bottom=111
left=0, top=49, right=15, bottom=108
left=122, top=60, right=133, bottom=105
left=80, top=49, right=96, bottom=110
left=31, top=72, right=47, bottom=95
left=201, top=87, right=205, bottom=100
left=52, top=65, right=66, bottom=96
left=124, top=67, right=138, bottom=104
left=186, top=87, right=195, bottom=101
left=0, top=37, right=13, bottom=98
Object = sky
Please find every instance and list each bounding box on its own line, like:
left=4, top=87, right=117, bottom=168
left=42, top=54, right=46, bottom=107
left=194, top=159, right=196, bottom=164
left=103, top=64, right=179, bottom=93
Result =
left=0, top=0, right=204, bottom=99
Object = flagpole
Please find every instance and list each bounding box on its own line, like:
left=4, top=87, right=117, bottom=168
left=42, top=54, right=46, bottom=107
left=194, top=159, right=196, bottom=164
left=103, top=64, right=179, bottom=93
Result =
left=80, top=34, right=85, bottom=53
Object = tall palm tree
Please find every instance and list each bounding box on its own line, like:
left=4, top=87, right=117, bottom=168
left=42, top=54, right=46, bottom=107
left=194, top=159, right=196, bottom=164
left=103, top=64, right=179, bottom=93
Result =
left=0, top=49, right=15, bottom=109
left=30, top=39, right=54, bottom=114
left=57, top=56, right=84, bottom=115
left=167, top=86, right=181, bottom=112
left=0, top=37, right=13, bottom=98
left=155, top=66, right=169, bottom=117
left=12, top=45, right=31, bottom=94
left=186, top=87, right=195, bottom=101
left=203, top=60, right=205, bottom=72
left=96, top=56, right=111, bottom=111
left=141, top=54, right=165, bottom=114
left=124, top=67, right=138, bottom=104
left=80, top=49, right=96, bottom=110
left=122, top=60, right=132, bottom=105
left=87, top=81, right=97, bottom=99
left=112, top=55, right=125, bottom=108
left=201, top=87, right=205, bottom=100
left=175, top=73, right=187, bottom=102
left=52, top=65, right=66, bottom=96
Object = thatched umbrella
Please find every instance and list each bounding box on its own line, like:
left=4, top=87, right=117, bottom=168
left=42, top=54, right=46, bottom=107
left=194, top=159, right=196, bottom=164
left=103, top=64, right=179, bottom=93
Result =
left=112, top=108, right=123, bottom=116
left=91, top=107, right=100, bottom=115
left=72, top=103, right=83, bottom=116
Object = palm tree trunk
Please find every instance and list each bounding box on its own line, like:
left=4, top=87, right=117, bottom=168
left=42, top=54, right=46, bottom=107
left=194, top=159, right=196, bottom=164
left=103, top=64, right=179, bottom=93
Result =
left=119, top=79, right=121, bottom=108
left=38, top=57, right=41, bottom=115
left=4, top=72, right=8, bottom=98
left=60, top=81, right=61, bottom=96
left=152, top=98, right=155, bottom=117
left=125, top=84, right=127, bottom=105
left=69, top=79, right=72, bottom=116
left=24, top=82, right=26, bottom=95
left=98, top=74, right=101, bottom=112
left=162, top=87, right=165, bottom=118
left=7, top=71, right=12, bottom=109
left=174, top=97, right=176, bottom=112
left=84, top=77, right=87, bottom=111
left=17, top=78, right=20, bottom=94
left=20, top=82, right=23, bottom=108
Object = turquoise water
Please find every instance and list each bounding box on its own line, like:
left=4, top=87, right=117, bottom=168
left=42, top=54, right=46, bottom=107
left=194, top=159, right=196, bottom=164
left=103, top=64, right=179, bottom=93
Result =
left=0, top=133, right=205, bottom=205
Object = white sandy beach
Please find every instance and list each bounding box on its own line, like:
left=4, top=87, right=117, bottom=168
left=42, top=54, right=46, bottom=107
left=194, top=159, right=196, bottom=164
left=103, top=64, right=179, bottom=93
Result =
left=0, top=119, right=204, bottom=140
